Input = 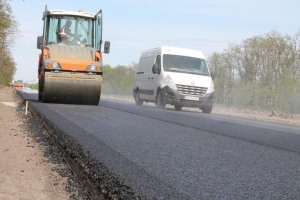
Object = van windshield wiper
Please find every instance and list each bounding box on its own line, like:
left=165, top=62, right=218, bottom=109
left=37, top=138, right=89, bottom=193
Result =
left=186, top=72, right=210, bottom=76
left=167, top=68, right=185, bottom=72
left=168, top=68, right=179, bottom=71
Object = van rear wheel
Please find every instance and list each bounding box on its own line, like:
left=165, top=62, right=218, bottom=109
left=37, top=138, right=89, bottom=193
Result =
left=135, top=90, right=143, bottom=106
left=174, top=105, right=182, bottom=111
left=156, top=90, right=166, bottom=109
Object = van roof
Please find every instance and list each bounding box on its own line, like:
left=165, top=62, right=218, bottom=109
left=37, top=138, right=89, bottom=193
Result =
left=141, top=46, right=205, bottom=59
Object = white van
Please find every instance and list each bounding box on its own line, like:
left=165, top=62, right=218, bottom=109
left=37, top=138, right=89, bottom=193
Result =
left=133, top=46, right=215, bottom=113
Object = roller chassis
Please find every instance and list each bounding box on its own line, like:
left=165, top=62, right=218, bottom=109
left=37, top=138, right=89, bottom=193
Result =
left=37, top=6, right=110, bottom=105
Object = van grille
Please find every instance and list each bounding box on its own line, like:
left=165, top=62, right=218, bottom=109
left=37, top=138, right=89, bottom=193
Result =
left=180, top=99, right=203, bottom=104
left=176, top=84, right=207, bottom=96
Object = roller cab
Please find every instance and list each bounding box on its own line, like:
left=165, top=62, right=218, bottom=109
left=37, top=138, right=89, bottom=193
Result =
left=37, top=6, right=110, bottom=105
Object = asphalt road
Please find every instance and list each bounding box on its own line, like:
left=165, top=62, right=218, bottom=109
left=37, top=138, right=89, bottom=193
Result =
left=20, top=91, right=300, bottom=199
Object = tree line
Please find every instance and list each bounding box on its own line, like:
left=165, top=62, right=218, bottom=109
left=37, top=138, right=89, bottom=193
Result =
left=102, top=31, right=300, bottom=114
left=208, top=31, right=300, bottom=114
left=102, top=62, right=137, bottom=96
left=0, top=0, right=18, bottom=86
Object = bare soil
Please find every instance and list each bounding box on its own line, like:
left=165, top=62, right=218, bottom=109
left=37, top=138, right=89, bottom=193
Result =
left=0, top=87, right=299, bottom=199
left=0, top=86, right=89, bottom=199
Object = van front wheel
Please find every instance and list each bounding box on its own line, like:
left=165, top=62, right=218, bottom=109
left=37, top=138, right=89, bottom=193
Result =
left=156, top=90, right=166, bottom=109
left=135, top=90, right=143, bottom=106
left=174, top=105, right=182, bottom=111
left=201, top=106, right=212, bottom=114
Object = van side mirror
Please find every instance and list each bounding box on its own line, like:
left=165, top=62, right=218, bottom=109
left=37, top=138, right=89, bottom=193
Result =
left=152, top=64, right=160, bottom=74
left=37, top=36, right=45, bottom=49
left=210, top=71, right=215, bottom=80
left=104, top=41, right=110, bottom=54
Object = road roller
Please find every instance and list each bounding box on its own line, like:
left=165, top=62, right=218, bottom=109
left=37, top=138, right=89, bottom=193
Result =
left=37, top=6, right=110, bottom=105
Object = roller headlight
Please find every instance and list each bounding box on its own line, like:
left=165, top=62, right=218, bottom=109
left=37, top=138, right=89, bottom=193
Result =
left=86, top=63, right=102, bottom=71
left=45, top=60, right=61, bottom=69
left=52, top=62, right=59, bottom=68
left=165, top=75, right=177, bottom=90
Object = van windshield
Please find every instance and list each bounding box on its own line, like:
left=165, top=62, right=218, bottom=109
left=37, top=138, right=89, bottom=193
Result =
left=163, top=54, right=209, bottom=76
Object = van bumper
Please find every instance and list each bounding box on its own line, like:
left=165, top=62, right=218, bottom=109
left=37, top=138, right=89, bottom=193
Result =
left=161, top=86, right=214, bottom=108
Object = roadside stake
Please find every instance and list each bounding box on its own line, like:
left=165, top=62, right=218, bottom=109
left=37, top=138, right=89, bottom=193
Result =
left=25, top=101, right=28, bottom=115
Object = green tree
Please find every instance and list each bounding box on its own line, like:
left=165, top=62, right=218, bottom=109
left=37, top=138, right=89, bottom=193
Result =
left=209, top=31, right=300, bottom=113
left=102, top=62, right=138, bottom=96
left=0, top=0, right=19, bottom=85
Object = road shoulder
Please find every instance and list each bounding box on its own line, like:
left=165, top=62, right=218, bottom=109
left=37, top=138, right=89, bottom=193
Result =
left=0, top=86, right=88, bottom=199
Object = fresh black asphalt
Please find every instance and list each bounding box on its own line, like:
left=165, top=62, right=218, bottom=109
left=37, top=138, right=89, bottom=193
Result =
left=19, top=91, right=300, bottom=199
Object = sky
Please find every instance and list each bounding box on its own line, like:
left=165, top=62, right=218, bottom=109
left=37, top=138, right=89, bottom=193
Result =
left=9, top=0, right=300, bottom=83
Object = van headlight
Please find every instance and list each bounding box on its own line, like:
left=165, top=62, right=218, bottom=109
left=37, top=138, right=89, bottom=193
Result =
left=165, top=75, right=177, bottom=90
left=206, top=80, right=214, bottom=94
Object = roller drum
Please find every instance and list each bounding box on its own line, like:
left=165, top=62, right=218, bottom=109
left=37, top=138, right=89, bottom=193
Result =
left=43, top=72, right=102, bottom=105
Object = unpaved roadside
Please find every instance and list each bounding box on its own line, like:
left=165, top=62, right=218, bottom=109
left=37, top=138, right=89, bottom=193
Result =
left=0, top=86, right=89, bottom=199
